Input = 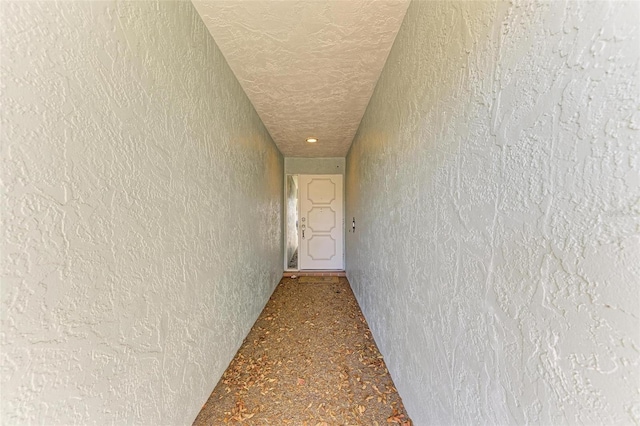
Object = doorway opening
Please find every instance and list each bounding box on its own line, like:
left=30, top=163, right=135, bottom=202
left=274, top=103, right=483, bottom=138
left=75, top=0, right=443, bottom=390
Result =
left=285, top=174, right=344, bottom=271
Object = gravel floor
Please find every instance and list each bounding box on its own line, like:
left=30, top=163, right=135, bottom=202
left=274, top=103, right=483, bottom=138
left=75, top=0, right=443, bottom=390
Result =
left=193, top=277, right=411, bottom=425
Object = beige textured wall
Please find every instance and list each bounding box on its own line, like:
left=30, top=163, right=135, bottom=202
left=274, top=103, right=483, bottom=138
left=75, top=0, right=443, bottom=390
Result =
left=346, top=1, right=640, bottom=424
left=1, top=1, right=283, bottom=424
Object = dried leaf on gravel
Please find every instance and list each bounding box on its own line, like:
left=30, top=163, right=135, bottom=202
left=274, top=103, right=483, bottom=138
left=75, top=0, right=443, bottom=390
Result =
left=193, top=277, right=411, bottom=425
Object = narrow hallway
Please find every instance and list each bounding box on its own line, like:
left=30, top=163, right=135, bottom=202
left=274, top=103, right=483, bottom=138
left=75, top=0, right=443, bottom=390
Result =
left=193, top=277, right=410, bottom=425
left=3, top=1, right=638, bottom=424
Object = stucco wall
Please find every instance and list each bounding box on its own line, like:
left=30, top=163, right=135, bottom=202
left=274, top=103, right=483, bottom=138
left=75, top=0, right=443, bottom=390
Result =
left=1, top=2, right=283, bottom=424
left=346, top=1, right=639, bottom=424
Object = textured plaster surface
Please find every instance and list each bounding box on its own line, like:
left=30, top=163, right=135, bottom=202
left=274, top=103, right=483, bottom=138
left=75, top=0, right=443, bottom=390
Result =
left=1, top=2, right=283, bottom=424
left=191, top=0, right=410, bottom=157
left=346, top=1, right=640, bottom=424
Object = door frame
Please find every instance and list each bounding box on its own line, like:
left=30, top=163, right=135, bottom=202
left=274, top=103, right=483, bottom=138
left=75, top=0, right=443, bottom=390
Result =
left=284, top=173, right=345, bottom=271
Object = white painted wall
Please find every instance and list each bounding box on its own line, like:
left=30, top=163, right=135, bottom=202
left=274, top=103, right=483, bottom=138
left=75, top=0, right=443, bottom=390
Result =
left=346, top=1, right=640, bottom=424
left=285, top=157, right=345, bottom=175
left=1, top=2, right=283, bottom=424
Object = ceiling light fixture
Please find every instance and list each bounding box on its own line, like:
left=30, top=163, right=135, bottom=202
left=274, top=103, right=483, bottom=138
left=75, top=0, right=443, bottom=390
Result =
left=306, top=137, right=318, bottom=143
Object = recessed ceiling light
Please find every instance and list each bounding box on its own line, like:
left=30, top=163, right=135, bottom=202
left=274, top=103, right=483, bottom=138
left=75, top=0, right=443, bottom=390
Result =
left=306, top=137, right=318, bottom=143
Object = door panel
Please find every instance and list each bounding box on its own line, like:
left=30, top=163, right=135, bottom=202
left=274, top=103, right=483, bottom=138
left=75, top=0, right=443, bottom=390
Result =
left=308, top=207, right=336, bottom=232
left=307, top=235, right=336, bottom=260
left=299, top=175, right=343, bottom=270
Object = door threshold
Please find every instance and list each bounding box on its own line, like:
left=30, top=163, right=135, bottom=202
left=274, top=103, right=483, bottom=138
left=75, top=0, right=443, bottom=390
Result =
left=283, top=270, right=346, bottom=277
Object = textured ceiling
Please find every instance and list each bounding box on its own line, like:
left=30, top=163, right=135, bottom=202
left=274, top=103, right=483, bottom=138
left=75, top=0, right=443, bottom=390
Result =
left=192, top=0, right=410, bottom=157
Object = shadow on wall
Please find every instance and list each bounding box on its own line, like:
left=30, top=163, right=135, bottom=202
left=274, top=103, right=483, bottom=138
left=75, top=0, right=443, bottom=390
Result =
left=1, top=2, right=283, bottom=425
left=346, top=1, right=639, bottom=425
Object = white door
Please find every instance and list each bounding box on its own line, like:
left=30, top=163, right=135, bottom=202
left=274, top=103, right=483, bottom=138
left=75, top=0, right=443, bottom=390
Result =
left=299, top=175, right=343, bottom=270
